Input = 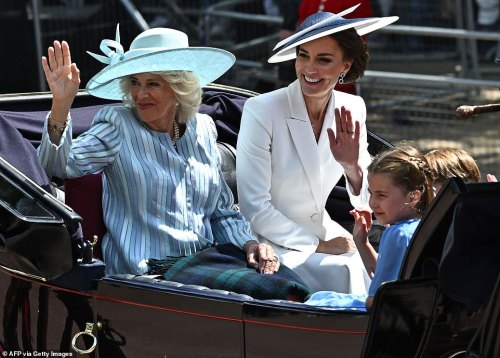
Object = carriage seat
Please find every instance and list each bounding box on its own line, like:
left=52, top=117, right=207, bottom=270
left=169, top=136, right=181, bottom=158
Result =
left=64, top=141, right=238, bottom=260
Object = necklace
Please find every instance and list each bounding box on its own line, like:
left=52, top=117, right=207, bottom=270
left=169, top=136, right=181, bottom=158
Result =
left=311, top=119, right=322, bottom=132
left=172, top=118, right=180, bottom=145
left=317, top=0, right=328, bottom=12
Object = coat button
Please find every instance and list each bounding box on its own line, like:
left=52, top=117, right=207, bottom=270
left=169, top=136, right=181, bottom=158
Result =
left=311, top=213, right=320, bottom=222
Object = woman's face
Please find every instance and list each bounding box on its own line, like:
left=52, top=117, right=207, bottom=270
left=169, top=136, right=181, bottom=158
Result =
left=130, top=73, right=176, bottom=132
left=295, top=36, right=352, bottom=101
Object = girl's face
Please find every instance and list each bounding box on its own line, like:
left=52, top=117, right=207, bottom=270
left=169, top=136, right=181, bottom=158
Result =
left=130, top=73, right=176, bottom=132
left=368, top=173, right=419, bottom=226
left=295, top=36, right=352, bottom=101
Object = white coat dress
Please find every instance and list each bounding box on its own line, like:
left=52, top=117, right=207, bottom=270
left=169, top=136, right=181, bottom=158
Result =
left=237, top=79, right=372, bottom=293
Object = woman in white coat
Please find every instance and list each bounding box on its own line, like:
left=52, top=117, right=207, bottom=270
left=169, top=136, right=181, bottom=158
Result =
left=237, top=7, right=398, bottom=293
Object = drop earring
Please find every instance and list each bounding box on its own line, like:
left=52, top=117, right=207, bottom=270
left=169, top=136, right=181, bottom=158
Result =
left=338, top=73, right=345, bottom=85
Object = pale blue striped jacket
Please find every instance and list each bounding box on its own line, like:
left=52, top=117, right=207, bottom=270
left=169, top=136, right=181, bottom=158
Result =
left=38, top=106, right=254, bottom=274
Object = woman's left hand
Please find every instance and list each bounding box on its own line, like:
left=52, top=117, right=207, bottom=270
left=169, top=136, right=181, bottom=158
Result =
left=244, top=241, right=280, bottom=274
left=327, top=106, right=360, bottom=168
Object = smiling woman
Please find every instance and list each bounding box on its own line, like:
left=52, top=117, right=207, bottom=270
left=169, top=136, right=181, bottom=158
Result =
left=125, top=73, right=179, bottom=133
left=237, top=7, right=398, bottom=293
left=33, top=25, right=314, bottom=301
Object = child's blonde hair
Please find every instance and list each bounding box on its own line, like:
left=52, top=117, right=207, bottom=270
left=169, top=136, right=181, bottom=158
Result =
left=368, top=146, right=434, bottom=215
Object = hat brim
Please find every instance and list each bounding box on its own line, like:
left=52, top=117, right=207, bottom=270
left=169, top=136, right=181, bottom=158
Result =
left=86, top=47, right=235, bottom=100
left=268, top=16, right=399, bottom=64
left=272, top=4, right=361, bottom=51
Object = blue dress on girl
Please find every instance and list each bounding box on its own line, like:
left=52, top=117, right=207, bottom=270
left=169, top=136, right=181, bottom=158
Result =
left=304, top=217, right=420, bottom=311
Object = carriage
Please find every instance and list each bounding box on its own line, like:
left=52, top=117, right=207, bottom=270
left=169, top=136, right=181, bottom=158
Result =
left=0, top=84, right=498, bottom=357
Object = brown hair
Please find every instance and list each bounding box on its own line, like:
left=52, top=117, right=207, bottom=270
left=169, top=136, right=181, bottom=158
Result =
left=329, top=28, right=369, bottom=83
left=425, top=147, right=481, bottom=184
left=368, top=146, right=434, bottom=216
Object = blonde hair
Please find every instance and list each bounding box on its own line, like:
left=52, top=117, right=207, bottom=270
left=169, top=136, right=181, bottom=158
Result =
left=119, top=71, right=202, bottom=124
left=368, top=146, right=434, bottom=216
left=425, top=147, right=481, bottom=184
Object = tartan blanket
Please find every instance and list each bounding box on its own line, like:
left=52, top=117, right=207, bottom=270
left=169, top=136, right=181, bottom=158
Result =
left=161, top=244, right=312, bottom=301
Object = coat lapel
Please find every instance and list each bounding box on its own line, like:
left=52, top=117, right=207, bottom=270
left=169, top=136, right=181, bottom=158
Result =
left=284, top=81, right=325, bottom=212
left=318, top=95, right=336, bottom=170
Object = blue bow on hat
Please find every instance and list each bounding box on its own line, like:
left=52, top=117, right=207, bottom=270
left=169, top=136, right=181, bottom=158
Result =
left=87, top=24, right=125, bottom=66
left=85, top=25, right=236, bottom=100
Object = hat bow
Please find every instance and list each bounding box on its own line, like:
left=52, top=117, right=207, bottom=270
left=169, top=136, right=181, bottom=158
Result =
left=87, top=25, right=125, bottom=66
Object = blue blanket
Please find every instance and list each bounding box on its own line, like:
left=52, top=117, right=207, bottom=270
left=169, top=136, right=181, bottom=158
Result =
left=304, top=291, right=368, bottom=312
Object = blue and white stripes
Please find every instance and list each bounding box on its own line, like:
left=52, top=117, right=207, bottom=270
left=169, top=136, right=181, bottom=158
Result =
left=38, top=106, right=254, bottom=274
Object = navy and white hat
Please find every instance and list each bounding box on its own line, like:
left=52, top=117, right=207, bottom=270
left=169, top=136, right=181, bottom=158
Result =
left=268, top=4, right=398, bottom=63
left=86, top=25, right=236, bottom=100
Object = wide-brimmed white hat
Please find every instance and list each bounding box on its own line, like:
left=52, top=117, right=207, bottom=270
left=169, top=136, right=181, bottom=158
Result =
left=85, top=25, right=236, bottom=100
left=269, top=4, right=399, bottom=63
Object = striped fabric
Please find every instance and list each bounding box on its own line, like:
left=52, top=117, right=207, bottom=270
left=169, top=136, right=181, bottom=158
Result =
left=38, top=106, right=254, bottom=274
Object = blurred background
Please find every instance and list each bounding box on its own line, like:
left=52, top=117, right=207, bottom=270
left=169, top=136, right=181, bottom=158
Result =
left=2, top=0, right=500, bottom=177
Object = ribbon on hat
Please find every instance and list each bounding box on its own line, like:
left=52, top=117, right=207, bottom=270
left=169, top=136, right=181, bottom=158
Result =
left=87, top=24, right=125, bottom=65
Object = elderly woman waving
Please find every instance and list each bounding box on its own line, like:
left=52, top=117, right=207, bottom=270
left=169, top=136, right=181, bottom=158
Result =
left=38, top=26, right=311, bottom=300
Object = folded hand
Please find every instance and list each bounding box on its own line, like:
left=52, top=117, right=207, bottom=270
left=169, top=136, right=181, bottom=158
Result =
left=245, top=241, right=280, bottom=274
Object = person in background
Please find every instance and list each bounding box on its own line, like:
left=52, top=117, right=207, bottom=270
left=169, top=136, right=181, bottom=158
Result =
left=297, top=0, right=373, bottom=25
left=425, top=147, right=497, bottom=195
left=305, top=146, right=434, bottom=309
left=476, top=0, right=499, bottom=28
left=36, top=26, right=307, bottom=299
left=237, top=8, right=398, bottom=293
left=270, top=0, right=302, bottom=88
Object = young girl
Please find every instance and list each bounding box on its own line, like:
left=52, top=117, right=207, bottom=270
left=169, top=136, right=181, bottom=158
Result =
left=305, top=146, right=434, bottom=309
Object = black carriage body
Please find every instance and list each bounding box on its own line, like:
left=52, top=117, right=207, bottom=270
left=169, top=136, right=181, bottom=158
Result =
left=0, top=86, right=498, bottom=357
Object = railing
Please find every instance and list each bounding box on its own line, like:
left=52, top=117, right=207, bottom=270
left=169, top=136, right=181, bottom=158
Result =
left=204, top=0, right=500, bottom=178
left=205, top=0, right=500, bottom=90
left=11, top=0, right=500, bottom=177
left=29, top=0, right=150, bottom=92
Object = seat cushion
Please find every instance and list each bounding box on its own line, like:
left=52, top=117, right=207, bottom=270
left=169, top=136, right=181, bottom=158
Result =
left=64, top=173, right=105, bottom=260
left=217, top=141, right=238, bottom=203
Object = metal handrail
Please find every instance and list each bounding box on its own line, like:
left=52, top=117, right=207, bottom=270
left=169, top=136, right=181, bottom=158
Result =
left=30, top=0, right=151, bottom=92
left=379, top=25, right=500, bottom=42
left=362, top=70, right=500, bottom=89
left=118, top=0, right=149, bottom=31
left=203, top=0, right=500, bottom=88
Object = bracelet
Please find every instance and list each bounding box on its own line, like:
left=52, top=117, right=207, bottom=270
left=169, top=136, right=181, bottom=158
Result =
left=48, top=115, right=68, bottom=134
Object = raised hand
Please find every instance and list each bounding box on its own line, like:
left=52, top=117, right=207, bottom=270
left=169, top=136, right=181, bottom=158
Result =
left=327, top=106, right=360, bottom=167
left=350, top=209, right=373, bottom=245
left=41, top=40, right=80, bottom=109
left=487, top=174, right=497, bottom=183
